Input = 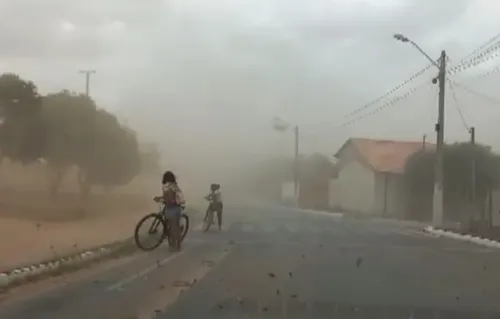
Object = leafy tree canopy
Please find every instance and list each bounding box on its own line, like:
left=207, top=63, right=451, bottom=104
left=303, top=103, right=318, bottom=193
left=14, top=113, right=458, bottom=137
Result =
left=0, top=73, right=142, bottom=197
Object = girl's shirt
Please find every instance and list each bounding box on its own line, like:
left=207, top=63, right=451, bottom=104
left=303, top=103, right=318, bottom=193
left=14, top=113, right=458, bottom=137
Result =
left=162, top=182, right=185, bottom=207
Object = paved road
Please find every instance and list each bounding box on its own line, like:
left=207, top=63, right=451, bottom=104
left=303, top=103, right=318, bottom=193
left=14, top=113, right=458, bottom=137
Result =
left=1, top=204, right=500, bottom=318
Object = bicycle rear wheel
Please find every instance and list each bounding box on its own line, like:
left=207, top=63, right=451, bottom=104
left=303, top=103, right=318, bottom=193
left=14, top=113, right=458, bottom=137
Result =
left=180, top=214, right=189, bottom=241
left=203, top=211, right=214, bottom=232
left=134, top=213, right=167, bottom=251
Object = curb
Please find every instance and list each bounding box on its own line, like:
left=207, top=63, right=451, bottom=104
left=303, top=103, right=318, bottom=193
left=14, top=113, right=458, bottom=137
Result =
left=0, top=237, right=137, bottom=290
left=301, top=209, right=343, bottom=218
left=423, top=226, right=500, bottom=249
left=0, top=206, right=202, bottom=290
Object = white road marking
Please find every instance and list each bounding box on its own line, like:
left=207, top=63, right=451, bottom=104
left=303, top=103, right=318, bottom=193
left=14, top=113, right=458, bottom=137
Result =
left=285, top=223, right=299, bottom=233
left=242, top=223, right=255, bottom=232
left=107, top=250, right=188, bottom=291
left=261, top=223, right=276, bottom=233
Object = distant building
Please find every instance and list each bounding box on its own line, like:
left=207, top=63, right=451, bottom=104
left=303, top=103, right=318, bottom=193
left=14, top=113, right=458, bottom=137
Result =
left=329, top=137, right=433, bottom=218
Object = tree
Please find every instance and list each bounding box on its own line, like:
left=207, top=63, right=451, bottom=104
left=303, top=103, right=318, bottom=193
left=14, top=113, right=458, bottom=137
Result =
left=249, top=153, right=335, bottom=207
left=298, top=153, right=335, bottom=209
left=0, top=74, right=142, bottom=199
left=404, top=142, right=500, bottom=223
left=139, top=143, right=161, bottom=176
left=41, top=90, right=141, bottom=199
left=0, top=73, right=44, bottom=163
left=41, top=91, right=97, bottom=196
left=78, top=109, right=141, bottom=198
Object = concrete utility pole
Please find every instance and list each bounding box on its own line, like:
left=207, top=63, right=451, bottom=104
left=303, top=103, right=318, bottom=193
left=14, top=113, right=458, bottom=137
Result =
left=272, top=118, right=300, bottom=206
left=293, top=125, right=299, bottom=204
left=470, top=126, right=477, bottom=211
left=79, top=70, right=96, bottom=96
left=394, top=34, right=446, bottom=227
left=433, top=50, right=447, bottom=227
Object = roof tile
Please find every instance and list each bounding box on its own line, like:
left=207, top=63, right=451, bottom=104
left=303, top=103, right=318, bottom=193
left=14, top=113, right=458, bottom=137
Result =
left=350, top=138, right=434, bottom=173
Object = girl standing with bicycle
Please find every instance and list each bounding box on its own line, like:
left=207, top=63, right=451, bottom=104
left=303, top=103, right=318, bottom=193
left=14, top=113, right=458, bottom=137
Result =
left=157, top=171, right=185, bottom=252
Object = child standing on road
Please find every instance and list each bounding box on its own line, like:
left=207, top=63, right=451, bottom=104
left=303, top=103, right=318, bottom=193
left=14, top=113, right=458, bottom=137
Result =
left=204, top=183, right=223, bottom=231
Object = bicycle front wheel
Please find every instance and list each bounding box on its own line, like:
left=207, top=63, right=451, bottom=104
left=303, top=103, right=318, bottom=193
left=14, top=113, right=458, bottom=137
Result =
left=134, top=213, right=167, bottom=251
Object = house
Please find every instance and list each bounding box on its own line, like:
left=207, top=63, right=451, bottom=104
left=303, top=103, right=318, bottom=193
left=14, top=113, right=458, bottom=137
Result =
left=328, top=137, right=433, bottom=218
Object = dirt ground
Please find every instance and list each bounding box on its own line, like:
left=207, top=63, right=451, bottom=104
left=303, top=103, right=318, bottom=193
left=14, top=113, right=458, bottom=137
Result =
left=0, top=161, right=204, bottom=272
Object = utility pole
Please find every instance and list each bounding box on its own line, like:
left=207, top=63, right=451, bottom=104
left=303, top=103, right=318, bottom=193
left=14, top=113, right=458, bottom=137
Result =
left=78, top=70, right=96, bottom=200
left=470, top=126, right=476, bottom=204
left=394, top=34, right=447, bottom=227
left=79, top=70, right=96, bottom=96
left=293, top=125, right=299, bottom=206
left=433, top=50, right=447, bottom=227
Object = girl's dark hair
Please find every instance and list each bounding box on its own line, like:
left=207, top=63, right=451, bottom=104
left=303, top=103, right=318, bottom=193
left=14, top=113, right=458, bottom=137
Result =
left=162, top=171, right=176, bottom=184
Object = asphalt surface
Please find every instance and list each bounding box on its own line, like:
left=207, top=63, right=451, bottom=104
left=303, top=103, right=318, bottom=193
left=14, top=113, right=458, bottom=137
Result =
left=2, top=204, right=500, bottom=318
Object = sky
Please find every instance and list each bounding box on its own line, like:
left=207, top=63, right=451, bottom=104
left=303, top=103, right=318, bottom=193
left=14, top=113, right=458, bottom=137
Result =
left=1, top=0, right=500, bottom=181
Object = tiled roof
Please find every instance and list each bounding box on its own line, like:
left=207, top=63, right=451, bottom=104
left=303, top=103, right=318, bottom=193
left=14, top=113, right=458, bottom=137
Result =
left=336, top=138, right=434, bottom=174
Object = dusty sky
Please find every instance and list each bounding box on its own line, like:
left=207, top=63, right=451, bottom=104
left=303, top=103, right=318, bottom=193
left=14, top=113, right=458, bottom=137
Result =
left=1, top=0, right=500, bottom=181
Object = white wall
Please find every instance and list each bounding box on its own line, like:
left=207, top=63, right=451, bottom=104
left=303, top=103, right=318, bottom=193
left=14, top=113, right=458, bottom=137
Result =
left=329, top=161, right=375, bottom=213
left=491, top=189, right=500, bottom=226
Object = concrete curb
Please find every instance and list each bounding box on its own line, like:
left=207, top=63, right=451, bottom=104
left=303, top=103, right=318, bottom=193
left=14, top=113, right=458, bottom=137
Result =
left=0, top=205, right=203, bottom=290
left=0, top=237, right=137, bottom=290
left=423, top=226, right=500, bottom=249
left=301, top=209, right=343, bottom=218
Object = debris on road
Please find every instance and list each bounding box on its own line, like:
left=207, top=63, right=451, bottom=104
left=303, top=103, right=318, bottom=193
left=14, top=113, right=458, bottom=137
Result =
left=356, top=257, right=363, bottom=268
left=202, top=260, right=215, bottom=267
left=172, top=280, right=192, bottom=287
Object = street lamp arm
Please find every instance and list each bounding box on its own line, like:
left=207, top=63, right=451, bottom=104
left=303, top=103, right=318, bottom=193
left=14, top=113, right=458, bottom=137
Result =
left=408, top=40, right=440, bottom=68
left=393, top=33, right=439, bottom=68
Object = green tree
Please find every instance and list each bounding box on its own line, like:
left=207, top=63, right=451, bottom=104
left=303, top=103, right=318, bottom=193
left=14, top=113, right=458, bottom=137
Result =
left=77, top=109, right=141, bottom=198
left=41, top=90, right=141, bottom=199
left=0, top=73, right=44, bottom=163
left=41, top=90, right=97, bottom=196
left=250, top=154, right=335, bottom=207
left=404, top=142, right=500, bottom=223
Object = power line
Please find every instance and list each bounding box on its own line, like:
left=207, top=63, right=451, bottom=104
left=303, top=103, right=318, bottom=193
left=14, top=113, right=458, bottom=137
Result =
left=463, top=64, right=500, bottom=82
left=447, top=80, right=470, bottom=132
left=301, top=64, right=434, bottom=131
left=300, top=83, right=438, bottom=142
left=452, top=81, right=500, bottom=107
left=342, top=63, right=434, bottom=119
left=454, top=32, right=500, bottom=66
left=449, top=40, right=500, bottom=75
left=337, top=81, right=431, bottom=128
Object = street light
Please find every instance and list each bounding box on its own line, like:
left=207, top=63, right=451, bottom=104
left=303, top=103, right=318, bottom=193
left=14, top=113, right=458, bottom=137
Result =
left=394, top=33, right=446, bottom=227
left=393, top=34, right=440, bottom=68
left=272, top=117, right=299, bottom=206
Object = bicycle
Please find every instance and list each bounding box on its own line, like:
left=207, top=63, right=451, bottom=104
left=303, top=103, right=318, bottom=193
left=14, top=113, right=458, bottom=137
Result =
left=134, top=199, right=190, bottom=251
left=203, top=198, right=222, bottom=232
left=203, top=206, right=215, bottom=232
